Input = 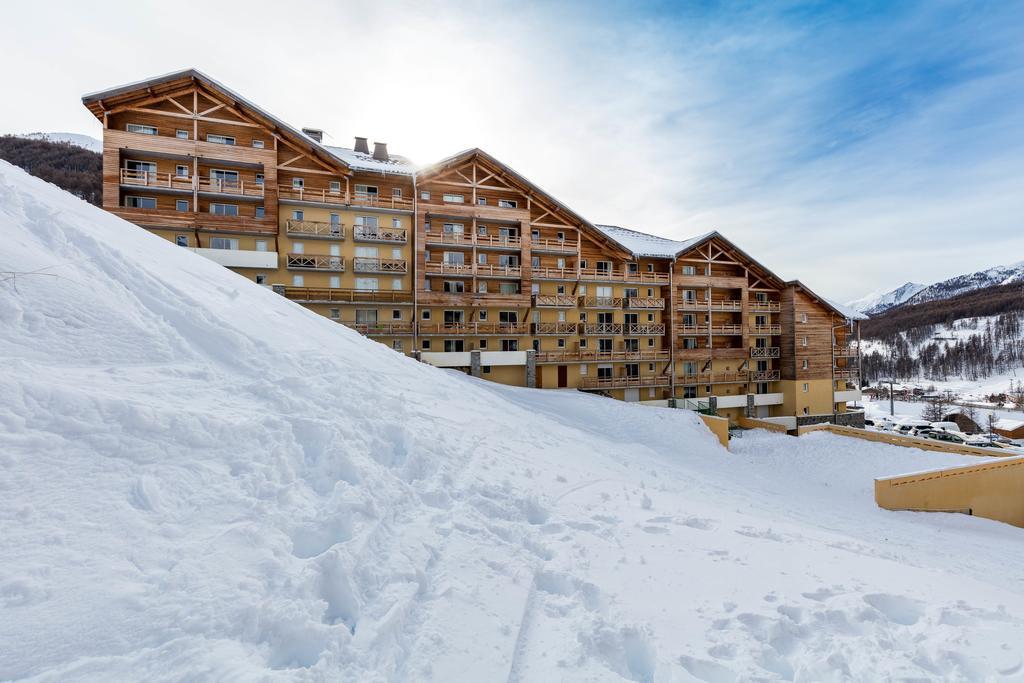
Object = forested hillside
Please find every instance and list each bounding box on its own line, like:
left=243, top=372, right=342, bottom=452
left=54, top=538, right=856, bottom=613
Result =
left=0, top=136, right=101, bottom=205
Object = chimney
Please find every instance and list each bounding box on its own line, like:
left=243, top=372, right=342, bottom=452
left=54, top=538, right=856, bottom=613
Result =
left=354, top=136, right=370, bottom=154
left=302, top=127, right=323, bottom=143
left=373, top=141, right=389, bottom=161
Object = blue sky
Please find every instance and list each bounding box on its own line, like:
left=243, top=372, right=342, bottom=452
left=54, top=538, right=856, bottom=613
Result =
left=1, top=0, right=1021, bottom=301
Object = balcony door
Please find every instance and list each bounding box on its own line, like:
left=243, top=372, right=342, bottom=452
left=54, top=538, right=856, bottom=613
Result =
left=557, top=365, right=568, bottom=388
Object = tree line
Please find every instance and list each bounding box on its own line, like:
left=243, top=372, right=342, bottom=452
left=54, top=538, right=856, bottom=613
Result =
left=0, top=136, right=102, bottom=206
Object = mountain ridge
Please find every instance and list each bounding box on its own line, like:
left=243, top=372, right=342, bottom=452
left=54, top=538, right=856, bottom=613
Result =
left=848, top=262, right=1024, bottom=315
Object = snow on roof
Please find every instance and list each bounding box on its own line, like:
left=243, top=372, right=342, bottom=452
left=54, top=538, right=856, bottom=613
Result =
left=995, top=418, right=1024, bottom=430
left=323, top=145, right=416, bottom=176
left=593, top=224, right=714, bottom=258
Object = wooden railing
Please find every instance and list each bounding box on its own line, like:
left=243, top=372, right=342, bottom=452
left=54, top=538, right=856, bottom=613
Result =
left=833, top=369, right=859, bottom=380
left=353, top=257, right=407, bottom=274
left=120, top=168, right=194, bottom=192
left=278, top=185, right=346, bottom=205
left=422, top=233, right=522, bottom=248
left=676, top=324, right=744, bottom=336
left=749, top=301, right=782, bottom=312
left=750, top=370, right=780, bottom=381
left=750, top=346, right=780, bottom=358
left=678, top=299, right=743, bottom=311
left=286, top=254, right=344, bottom=271
left=531, top=238, right=578, bottom=253
left=284, top=287, right=413, bottom=303
left=286, top=219, right=344, bottom=239
left=751, top=325, right=781, bottom=335
left=579, top=374, right=671, bottom=390
left=475, top=264, right=522, bottom=278
left=833, top=346, right=858, bottom=357
left=626, top=297, right=665, bottom=309
left=624, top=324, right=666, bottom=336
left=424, top=262, right=474, bottom=276
left=197, top=176, right=263, bottom=197
left=582, top=323, right=624, bottom=335
left=418, top=322, right=529, bottom=335
left=678, top=372, right=748, bottom=384
left=533, top=322, right=579, bottom=335
left=536, top=349, right=670, bottom=363
left=424, top=232, right=473, bottom=246
left=578, top=268, right=670, bottom=284
left=350, top=191, right=414, bottom=210
left=341, top=321, right=415, bottom=335
left=476, top=234, right=522, bottom=249
left=675, top=275, right=747, bottom=289
left=533, top=294, right=577, bottom=307
left=581, top=297, right=623, bottom=308
left=353, top=226, right=408, bottom=243
left=532, top=266, right=578, bottom=280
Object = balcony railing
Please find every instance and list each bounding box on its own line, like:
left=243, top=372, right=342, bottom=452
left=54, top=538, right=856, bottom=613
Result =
left=750, top=346, right=780, bottom=358
left=751, top=325, right=782, bottom=335
left=476, top=234, right=522, bottom=249
left=750, top=370, right=781, bottom=381
left=624, top=324, right=665, bottom=336
left=278, top=185, right=345, bottom=205
left=582, top=323, right=624, bottom=335
left=678, top=299, right=743, bottom=311
left=536, top=349, right=670, bottom=363
left=676, top=324, right=744, bottom=336
left=626, top=297, right=665, bottom=309
left=424, top=232, right=473, bottom=247
left=425, top=262, right=474, bottom=276
left=286, top=254, right=344, bottom=271
left=533, top=294, right=577, bottom=307
left=531, top=238, right=578, bottom=254
left=423, top=233, right=522, bottom=249
left=284, top=287, right=413, bottom=303
left=350, top=191, right=414, bottom=211
left=532, top=266, right=578, bottom=280
left=353, top=257, right=407, bottom=274
left=833, top=346, right=859, bottom=357
left=833, top=369, right=860, bottom=380
left=581, top=297, right=623, bottom=308
left=579, top=268, right=670, bottom=284
left=197, top=176, right=264, bottom=197
left=353, top=226, right=408, bottom=243
left=418, top=322, right=529, bottom=336
left=678, top=372, right=748, bottom=384
left=476, top=264, right=522, bottom=278
left=533, top=322, right=579, bottom=335
left=579, top=374, right=671, bottom=390
left=341, top=321, right=415, bottom=336
left=120, top=168, right=194, bottom=192
left=749, top=301, right=782, bottom=312
left=286, top=219, right=344, bottom=239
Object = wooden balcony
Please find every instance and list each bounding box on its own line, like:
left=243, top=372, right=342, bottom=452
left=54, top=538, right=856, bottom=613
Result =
left=475, top=264, right=522, bottom=279
left=678, top=299, right=743, bottom=311
left=120, top=168, right=193, bottom=192
left=107, top=128, right=276, bottom=166
left=424, top=232, right=474, bottom=248
left=582, top=323, right=624, bottom=335
left=532, top=266, right=578, bottom=281
left=341, top=321, right=415, bottom=336
left=531, top=238, right=578, bottom=254
left=424, top=262, right=474, bottom=277
left=579, top=268, right=670, bottom=284
left=750, top=346, right=780, bottom=358
left=751, top=325, right=781, bottom=335
left=285, top=219, right=344, bottom=239
left=834, top=346, right=859, bottom=357
left=675, top=275, right=747, bottom=289
left=533, top=322, right=579, bottom=335
left=749, top=301, right=782, bottom=313
left=353, top=226, right=408, bottom=243
left=285, top=287, right=413, bottom=304
left=580, top=297, right=623, bottom=309
left=533, top=294, right=577, bottom=307
left=626, top=297, right=665, bottom=309
left=278, top=185, right=345, bottom=206
left=676, top=324, right=744, bottom=336
left=350, top=192, right=414, bottom=211
left=418, top=322, right=529, bottom=336
left=197, top=176, right=264, bottom=198
left=750, top=370, right=780, bottom=381
left=536, top=349, right=670, bottom=363
left=353, top=257, right=408, bottom=274
left=109, top=207, right=277, bottom=233
left=833, top=369, right=860, bottom=380
left=286, top=254, right=344, bottom=271
left=579, top=374, right=671, bottom=390
left=678, top=372, right=748, bottom=385
left=476, top=234, right=522, bottom=250
left=677, top=347, right=748, bottom=360
left=624, top=324, right=666, bottom=336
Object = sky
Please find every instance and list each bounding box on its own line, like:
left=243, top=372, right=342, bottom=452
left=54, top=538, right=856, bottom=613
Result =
left=1, top=0, right=1022, bottom=302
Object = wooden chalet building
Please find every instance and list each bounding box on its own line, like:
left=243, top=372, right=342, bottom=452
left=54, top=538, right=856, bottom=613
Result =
left=82, top=69, right=862, bottom=425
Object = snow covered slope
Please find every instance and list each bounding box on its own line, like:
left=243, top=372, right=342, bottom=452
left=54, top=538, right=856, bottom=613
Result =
left=4, top=161, right=1024, bottom=681
left=845, top=281, right=925, bottom=315
left=16, top=131, right=102, bottom=153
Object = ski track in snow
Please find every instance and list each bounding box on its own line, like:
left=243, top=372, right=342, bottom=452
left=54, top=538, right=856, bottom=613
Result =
left=3, top=161, right=1024, bottom=680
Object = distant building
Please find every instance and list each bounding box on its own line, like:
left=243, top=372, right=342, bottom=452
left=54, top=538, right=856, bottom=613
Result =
left=994, top=419, right=1024, bottom=440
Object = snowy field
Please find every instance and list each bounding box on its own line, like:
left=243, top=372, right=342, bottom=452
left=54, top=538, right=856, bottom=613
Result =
left=3, top=161, right=1024, bottom=681
left=862, top=395, right=1024, bottom=427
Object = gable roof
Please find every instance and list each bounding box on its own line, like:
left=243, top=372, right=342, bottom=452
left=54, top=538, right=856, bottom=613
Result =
left=323, top=144, right=416, bottom=176
left=82, top=68, right=350, bottom=175
left=594, top=224, right=714, bottom=258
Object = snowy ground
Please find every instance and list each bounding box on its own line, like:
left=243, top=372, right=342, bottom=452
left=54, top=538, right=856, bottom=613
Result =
left=4, top=161, right=1024, bottom=681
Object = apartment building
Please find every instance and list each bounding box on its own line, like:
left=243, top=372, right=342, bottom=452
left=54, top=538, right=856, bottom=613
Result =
left=82, top=69, right=861, bottom=425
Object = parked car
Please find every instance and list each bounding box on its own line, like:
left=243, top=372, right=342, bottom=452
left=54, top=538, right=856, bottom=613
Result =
left=929, top=421, right=962, bottom=434
left=894, top=419, right=932, bottom=436
left=924, top=430, right=989, bottom=447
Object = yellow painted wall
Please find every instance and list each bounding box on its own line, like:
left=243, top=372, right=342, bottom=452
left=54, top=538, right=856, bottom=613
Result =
left=699, top=414, right=730, bottom=449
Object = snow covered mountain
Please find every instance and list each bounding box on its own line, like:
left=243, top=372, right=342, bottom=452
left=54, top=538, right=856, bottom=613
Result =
left=17, top=131, right=102, bottom=153
left=4, top=160, right=1024, bottom=680
left=845, top=281, right=926, bottom=315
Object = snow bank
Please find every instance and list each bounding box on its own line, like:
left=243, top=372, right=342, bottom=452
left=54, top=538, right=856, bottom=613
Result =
left=3, top=161, right=1024, bottom=681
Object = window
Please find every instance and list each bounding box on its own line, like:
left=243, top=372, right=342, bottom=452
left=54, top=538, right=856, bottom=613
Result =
left=292, top=210, right=304, bottom=220
left=392, top=340, right=403, bottom=351
left=125, top=160, right=156, bottom=174
left=482, top=366, right=492, bottom=374
left=479, top=311, right=488, bottom=321
left=175, top=235, right=188, bottom=247
left=292, top=177, right=305, bottom=189
left=329, top=181, right=341, bottom=194
left=255, top=207, right=265, bottom=218
left=682, top=265, right=696, bottom=276
left=477, top=197, right=487, bottom=205
left=392, top=309, right=401, bottom=320
left=801, top=336, right=808, bottom=347
left=355, top=184, right=378, bottom=196
left=422, top=340, right=431, bottom=350
left=800, top=312, right=808, bottom=323
left=329, top=276, right=341, bottom=288
left=206, top=133, right=235, bottom=145
left=479, top=254, right=488, bottom=265
left=292, top=275, right=305, bottom=286
left=127, top=123, right=157, bottom=135
left=392, top=278, right=402, bottom=290
left=443, top=280, right=465, bottom=293
left=175, top=199, right=189, bottom=212
left=647, top=263, right=654, bottom=272
left=392, top=218, right=402, bottom=228
left=392, top=188, right=402, bottom=198
left=802, top=359, right=809, bottom=370
left=580, top=260, right=588, bottom=269
left=442, top=193, right=464, bottom=203
left=477, top=225, right=487, bottom=235
left=292, top=242, right=305, bottom=254
left=444, top=339, right=464, bottom=352
left=478, top=282, right=488, bottom=293
left=210, top=203, right=239, bottom=216
left=209, top=237, right=239, bottom=250
left=557, top=338, right=566, bottom=348
left=330, top=244, right=341, bottom=257
left=501, top=339, right=519, bottom=351
left=175, top=165, right=189, bottom=177
left=802, top=383, right=809, bottom=393
left=580, top=363, right=589, bottom=375
left=499, top=283, right=519, bottom=295
left=683, top=386, right=697, bottom=399
left=175, top=129, right=188, bottom=139
left=422, top=309, right=431, bottom=320
left=209, top=169, right=240, bottom=188
left=682, top=337, right=697, bottom=349
left=256, top=274, right=267, bottom=285
left=421, top=191, right=430, bottom=200
left=355, top=278, right=379, bottom=291
left=329, top=308, right=340, bottom=319
left=580, top=338, right=588, bottom=348
left=479, top=339, right=488, bottom=349
left=255, top=173, right=264, bottom=186
left=252, top=139, right=265, bottom=149
left=498, top=199, right=517, bottom=208
left=125, top=196, right=157, bottom=209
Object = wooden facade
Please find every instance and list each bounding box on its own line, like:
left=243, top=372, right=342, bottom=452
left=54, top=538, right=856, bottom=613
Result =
left=83, top=69, right=859, bottom=418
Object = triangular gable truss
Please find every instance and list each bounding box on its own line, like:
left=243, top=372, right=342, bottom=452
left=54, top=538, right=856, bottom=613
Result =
left=677, top=234, right=786, bottom=291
